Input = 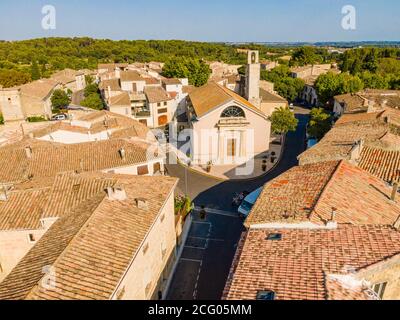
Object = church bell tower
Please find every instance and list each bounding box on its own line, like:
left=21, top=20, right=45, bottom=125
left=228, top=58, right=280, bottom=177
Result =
left=245, top=50, right=261, bottom=108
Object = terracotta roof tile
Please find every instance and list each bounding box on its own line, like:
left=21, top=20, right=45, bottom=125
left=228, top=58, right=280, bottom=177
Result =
left=224, top=226, right=400, bottom=300
left=0, top=138, right=161, bottom=184
left=246, top=160, right=400, bottom=227
left=359, top=147, right=400, bottom=183
left=145, top=86, right=172, bottom=103
left=298, top=116, right=389, bottom=165
left=0, top=174, right=178, bottom=300
left=189, top=82, right=266, bottom=118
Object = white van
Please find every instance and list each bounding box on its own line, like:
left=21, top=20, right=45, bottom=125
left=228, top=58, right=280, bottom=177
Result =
left=238, top=187, right=263, bottom=218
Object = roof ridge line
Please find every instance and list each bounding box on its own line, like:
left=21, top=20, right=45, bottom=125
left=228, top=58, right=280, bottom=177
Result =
left=309, top=160, right=344, bottom=223
left=24, top=191, right=108, bottom=300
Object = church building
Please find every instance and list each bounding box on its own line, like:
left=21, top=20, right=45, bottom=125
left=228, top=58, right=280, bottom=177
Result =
left=184, top=51, right=272, bottom=166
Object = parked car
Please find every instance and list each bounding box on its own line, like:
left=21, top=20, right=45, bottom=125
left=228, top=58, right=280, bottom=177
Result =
left=238, top=187, right=263, bottom=218
left=51, top=113, right=68, bottom=121
left=289, top=103, right=295, bottom=112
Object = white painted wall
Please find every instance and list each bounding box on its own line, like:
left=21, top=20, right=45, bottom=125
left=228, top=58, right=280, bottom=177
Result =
left=191, top=101, right=270, bottom=165
left=0, top=228, right=48, bottom=281
left=111, top=190, right=177, bottom=300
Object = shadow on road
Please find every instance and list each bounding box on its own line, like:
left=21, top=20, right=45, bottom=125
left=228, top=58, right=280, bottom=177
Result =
left=166, top=109, right=310, bottom=300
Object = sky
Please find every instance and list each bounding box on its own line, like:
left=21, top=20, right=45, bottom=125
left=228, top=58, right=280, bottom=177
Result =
left=0, top=0, right=399, bottom=42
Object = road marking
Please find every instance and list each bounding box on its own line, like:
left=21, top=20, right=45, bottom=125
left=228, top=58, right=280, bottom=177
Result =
left=188, top=236, right=225, bottom=242
left=180, top=258, right=202, bottom=263
left=194, top=206, right=239, bottom=218
left=192, top=221, right=212, bottom=225
left=184, top=245, right=206, bottom=250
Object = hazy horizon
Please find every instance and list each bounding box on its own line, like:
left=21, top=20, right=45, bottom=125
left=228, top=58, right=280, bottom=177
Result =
left=0, top=0, right=399, bottom=43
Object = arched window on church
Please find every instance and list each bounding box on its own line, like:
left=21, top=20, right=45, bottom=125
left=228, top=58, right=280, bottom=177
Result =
left=221, top=106, right=245, bottom=118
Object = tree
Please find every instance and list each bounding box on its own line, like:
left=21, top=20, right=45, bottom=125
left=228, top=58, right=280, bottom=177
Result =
left=51, top=89, right=71, bottom=110
left=274, top=77, right=305, bottom=101
left=315, top=72, right=364, bottom=104
left=84, top=83, right=99, bottom=97
left=0, top=113, right=4, bottom=125
left=30, top=60, right=41, bottom=80
left=163, top=57, right=211, bottom=87
left=80, top=93, right=104, bottom=110
left=261, top=65, right=305, bottom=101
left=307, top=108, right=332, bottom=140
left=85, top=75, right=94, bottom=85
left=290, top=47, right=323, bottom=66
left=269, top=107, right=298, bottom=135
left=0, top=69, right=31, bottom=88
left=359, top=71, right=389, bottom=89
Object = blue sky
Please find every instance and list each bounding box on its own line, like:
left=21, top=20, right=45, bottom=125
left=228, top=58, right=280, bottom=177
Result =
left=0, top=0, right=399, bottom=42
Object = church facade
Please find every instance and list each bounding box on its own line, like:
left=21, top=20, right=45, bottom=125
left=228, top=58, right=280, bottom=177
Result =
left=181, top=51, right=284, bottom=167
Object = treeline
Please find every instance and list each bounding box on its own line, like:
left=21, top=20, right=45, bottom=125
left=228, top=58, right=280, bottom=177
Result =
left=339, top=47, right=400, bottom=90
left=0, top=37, right=249, bottom=87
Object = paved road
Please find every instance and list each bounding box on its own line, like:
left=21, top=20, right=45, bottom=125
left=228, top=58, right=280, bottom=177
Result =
left=166, top=107, right=310, bottom=300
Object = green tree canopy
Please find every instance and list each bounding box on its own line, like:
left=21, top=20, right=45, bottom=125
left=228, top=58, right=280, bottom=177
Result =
left=85, top=75, right=94, bottom=85
left=30, top=60, right=41, bottom=80
left=359, top=71, right=390, bottom=89
left=307, top=108, right=332, bottom=140
left=84, top=83, right=99, bottom=97
left=162, top=57, right=211, bottom=87
left=315, top=72, right=364, bottom=104
left=51, top=89, right=71, bottom=110
left=80, top=93, right=104, bottom=110
left=269, top=107, right=299, bottom=135
left=0, top=69, right=31, bottom=88
left=290, top=47, right=325, bottom=66
left=261, top=65, right=305, bottom=101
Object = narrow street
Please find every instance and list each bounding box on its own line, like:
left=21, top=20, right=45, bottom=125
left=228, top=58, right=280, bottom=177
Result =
left=166, top=106, right=310, bottom=300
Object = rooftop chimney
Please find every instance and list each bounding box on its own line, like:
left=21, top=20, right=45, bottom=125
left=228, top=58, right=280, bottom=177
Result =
left=331, top=208, right=337, bottom=221
left=135, top=198, right=148, bottom=210
left=391, top=182, right=399, bottom=201
left=394, top=215, right=400, bottom=230
left=325, top=207, right=338, bottom=229
left=119, top=148, right=126, bottom=161
left=349, top=140, right=364, bottom=163
left=107, top=185, right=127, bottom=201
left=0, top=186, right=8, bottom=201
left=25, top=146, right=32, bottom=159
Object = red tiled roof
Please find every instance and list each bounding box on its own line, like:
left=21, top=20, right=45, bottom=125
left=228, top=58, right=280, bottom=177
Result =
left=223, top=226, right=400, bottom=300
left=0, top=173, right=178, bottom=300
left=245, top=160, right=400, bottom=227
left=359, top=146, right=400, bottom=183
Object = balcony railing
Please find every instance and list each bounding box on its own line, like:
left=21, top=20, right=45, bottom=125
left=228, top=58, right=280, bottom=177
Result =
left=134, top=110, right=151, bottom=117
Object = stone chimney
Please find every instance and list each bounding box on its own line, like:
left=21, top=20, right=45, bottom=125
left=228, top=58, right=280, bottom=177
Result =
left=349, top=140, right=364, bottom=164
left=0, top=186, right=8, bottom=201
left=135, top=198, right=148, bottom=210
left=107, top=185, right=127, bottom=201
left=326, top=208, right=338, bottom=229
left=367, top=100, right=376, bottom=113
left=391, top=182, right=399, bottom=201
left=119, top=148, right=126, bottom=161
left=25, top=146, right=33, bottom=159
left=394, top=215, right=400, bottom=230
